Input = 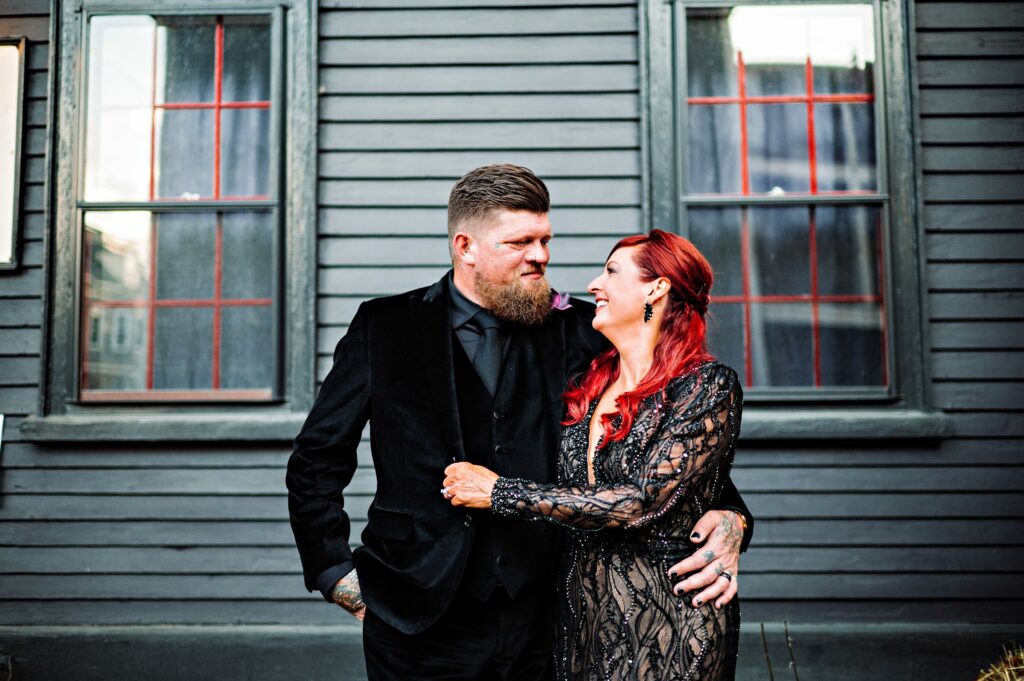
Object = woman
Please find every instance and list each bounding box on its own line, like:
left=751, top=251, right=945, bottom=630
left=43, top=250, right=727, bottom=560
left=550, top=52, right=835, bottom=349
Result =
left=442, top=229, right=742, bottom=680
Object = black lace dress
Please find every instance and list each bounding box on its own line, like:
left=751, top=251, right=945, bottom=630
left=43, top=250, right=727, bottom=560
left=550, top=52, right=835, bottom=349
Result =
left=491, top=362, right=742, bottom=681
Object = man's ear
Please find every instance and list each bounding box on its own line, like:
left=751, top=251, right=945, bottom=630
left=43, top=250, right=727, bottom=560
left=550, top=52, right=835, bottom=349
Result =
left=452, top=232, right=476, bottom=266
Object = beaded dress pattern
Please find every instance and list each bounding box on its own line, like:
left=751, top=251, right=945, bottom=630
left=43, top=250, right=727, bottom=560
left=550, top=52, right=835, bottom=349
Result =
left=492, top=362, right=742, bottom=681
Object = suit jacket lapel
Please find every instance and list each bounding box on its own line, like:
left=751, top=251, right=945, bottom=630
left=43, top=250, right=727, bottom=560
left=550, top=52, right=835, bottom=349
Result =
left=411, top=276, right=466, bottom=461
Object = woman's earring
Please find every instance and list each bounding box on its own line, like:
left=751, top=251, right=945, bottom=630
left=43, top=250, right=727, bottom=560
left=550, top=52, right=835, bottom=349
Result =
left=643, top=300, right=654, bottom=324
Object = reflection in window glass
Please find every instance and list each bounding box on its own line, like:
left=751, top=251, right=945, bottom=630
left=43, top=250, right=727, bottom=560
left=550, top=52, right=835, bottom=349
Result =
left=81, top=211, right=275, bottom=398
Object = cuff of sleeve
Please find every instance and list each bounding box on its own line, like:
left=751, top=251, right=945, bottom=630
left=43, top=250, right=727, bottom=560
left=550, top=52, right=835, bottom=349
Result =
left=491, top=477, right=526, bottom=519
left=316, top=562, right=355, bottom=602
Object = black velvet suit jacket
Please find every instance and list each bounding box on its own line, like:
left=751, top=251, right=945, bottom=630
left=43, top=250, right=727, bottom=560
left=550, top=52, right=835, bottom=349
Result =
left=286, top=274, right=753, bottom=635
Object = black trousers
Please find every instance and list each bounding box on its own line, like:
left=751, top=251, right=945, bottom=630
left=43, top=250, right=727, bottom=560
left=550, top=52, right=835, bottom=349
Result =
left=362, top=586, right=555, bottom=681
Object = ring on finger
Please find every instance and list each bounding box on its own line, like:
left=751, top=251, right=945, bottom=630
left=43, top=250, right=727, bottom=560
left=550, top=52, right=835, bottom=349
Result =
left=441, top=486, right=452, bottom=499
left=721, top=571, right=733, bottom=582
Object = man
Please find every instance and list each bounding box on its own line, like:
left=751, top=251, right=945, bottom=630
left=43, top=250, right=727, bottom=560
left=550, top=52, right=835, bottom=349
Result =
left=286, top=164, right=752, bottom=680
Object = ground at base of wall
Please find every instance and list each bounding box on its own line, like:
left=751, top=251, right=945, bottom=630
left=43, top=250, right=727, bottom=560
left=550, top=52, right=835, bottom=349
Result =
left=0, top=623, right=1019, bottom=680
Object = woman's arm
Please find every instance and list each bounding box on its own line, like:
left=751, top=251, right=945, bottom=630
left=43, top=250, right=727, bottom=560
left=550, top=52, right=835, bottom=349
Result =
left=485, top=364, right=741, bottom=531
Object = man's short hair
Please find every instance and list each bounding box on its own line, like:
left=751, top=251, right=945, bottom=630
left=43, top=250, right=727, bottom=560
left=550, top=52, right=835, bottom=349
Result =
left=447, top=164, right=550, bottom=254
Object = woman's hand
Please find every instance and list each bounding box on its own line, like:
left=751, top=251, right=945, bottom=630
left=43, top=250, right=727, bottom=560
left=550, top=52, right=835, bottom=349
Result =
left=443, top=462, right=499, bottom=509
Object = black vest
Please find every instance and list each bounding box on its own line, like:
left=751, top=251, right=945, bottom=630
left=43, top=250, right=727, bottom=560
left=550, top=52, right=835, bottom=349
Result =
left=452, top=329, right=560, bottom=600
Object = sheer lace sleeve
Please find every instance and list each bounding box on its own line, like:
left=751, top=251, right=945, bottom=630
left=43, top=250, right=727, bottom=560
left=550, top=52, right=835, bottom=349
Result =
left=491, top=363, right=741, bottom=530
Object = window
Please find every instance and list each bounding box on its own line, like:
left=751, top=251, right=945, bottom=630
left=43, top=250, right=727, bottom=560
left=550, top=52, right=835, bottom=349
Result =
left=0, top=38, right=26, bottom=271
left=81, top=15, right=276, bottom=401
left=645, top=0, right=946, bottom=433
left=26, top=0, right=316, bottom=440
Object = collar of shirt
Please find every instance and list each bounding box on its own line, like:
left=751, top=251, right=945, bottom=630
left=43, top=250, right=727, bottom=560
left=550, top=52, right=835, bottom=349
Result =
left=448, top=271, right=500, bottom=333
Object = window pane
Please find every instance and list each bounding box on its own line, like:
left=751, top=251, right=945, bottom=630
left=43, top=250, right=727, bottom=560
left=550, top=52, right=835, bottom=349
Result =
left=814, top=103, right=877, bottom=192
left=155, top=17, right=215, bottom=104
left=223, top=17, right=271, bottom=102
left=749, top=207, right=809, bottom=296
left=817, top=205, right=882, bottom=297
left=684, top=4, right=877, bottom=196
left=156, top=213, right=215, bottom=300
left=221, top=108, right=271, bottom=197
left=707, top=302, right=746, bottom=387
left=84, top=307, right=148, bottom=391
left=84, top=212, right=151, bottom=301
left=687, top=105, right=742, bottom=195
left=84, top=16, right=156, bottom=201
left=155, top=109, right=214, bottom=199
left=689, top=207, right=742, bottom=296
left=221, top=306, right=274, bottom=389
left=750, top=303, right=814, bottom=386
left=154, top=307, right=213, bottom=390
left=819, top=303, right=885, bottom=387
left=222, top=212, right=274, bottom=299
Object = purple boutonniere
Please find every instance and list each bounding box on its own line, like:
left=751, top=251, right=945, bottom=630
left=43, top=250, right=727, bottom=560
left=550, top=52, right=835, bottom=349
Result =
left=550, top=290, right=573, bottom=311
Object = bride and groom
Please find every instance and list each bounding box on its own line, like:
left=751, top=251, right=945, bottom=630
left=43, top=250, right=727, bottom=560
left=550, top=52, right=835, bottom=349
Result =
left=287, top=164, right=752, bottom=680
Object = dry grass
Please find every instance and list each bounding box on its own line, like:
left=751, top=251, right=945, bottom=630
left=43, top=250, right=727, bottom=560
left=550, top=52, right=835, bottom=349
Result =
left=977, top=644, right=1024, bottom=681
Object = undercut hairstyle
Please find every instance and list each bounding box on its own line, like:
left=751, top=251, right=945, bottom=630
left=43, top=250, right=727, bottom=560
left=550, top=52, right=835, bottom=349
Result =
left=447, top=164, right=551, bottom=258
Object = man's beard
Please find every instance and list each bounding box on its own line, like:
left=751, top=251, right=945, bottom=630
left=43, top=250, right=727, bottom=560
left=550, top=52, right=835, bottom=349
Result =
left=475, top=269, right=552, bottom=326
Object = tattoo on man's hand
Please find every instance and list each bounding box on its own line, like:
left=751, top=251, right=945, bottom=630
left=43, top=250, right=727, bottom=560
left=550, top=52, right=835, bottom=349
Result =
left=331, top=580, right=365, bottom=614
left=720, top=513, right=742, bottom=552
left=702, top=549, right=715, bottom=565
left=715, top=563, right=724, bottom=576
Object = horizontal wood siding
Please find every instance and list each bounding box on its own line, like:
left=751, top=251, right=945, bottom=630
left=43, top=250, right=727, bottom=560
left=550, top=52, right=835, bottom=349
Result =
left=912, top=0, right=1024, bottom=622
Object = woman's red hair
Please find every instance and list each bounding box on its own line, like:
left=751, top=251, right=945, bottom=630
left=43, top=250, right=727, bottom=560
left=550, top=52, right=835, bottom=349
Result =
left=563, top=229, right=715, bottom=446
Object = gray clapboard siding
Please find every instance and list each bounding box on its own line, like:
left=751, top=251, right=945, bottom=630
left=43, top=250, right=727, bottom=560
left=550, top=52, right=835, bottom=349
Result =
left=319, top=177, right=639, bottom=204
left=318, top=7, right=636, bottom=37
left=927, top=263, right=1024, bottom=291
left=320, top=93, right=639, bottom=122
left=914, top=2, right=1024, bottom=29
left=927, top=233, right=1024, bottom=261
left=931, top=321, right=1024, bottom=349
left=922, top=203, right=1024, bottom=231
left=916, top=30, right=1024, bottom=57
left=923, top=174, right=1024, bottom=202
left=320, top=35, right=637, bottom=65
left=932, top=351, right=1024, bottom=379
left=319, top=121, right=639, bottom=151
left=319, top=150, right=641, bottom=177
left=918, top=89, right=1024, bottom=116
left=319, top=64, right=638, bottom=93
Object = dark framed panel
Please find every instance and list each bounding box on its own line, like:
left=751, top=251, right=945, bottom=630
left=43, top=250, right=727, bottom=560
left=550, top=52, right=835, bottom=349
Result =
left=0, top=36, right=26, bottom=272
left=641, top=0, right=948, bottom=437
left=23, top=0, right=317, bottom=441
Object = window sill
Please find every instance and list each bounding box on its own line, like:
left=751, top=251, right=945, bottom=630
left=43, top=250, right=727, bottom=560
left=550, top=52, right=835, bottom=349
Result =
left=20, top=412, right=308, bottom=443
left=739, top=409, right=951, bottom=441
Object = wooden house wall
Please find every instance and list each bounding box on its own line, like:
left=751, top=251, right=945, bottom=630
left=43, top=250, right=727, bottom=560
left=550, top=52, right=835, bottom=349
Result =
left=0, top=0, right=1020, bottom=629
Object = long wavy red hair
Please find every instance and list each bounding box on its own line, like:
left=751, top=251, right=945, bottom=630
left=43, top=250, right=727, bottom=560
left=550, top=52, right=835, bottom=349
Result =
left=563, top=229, right=715, bottom=446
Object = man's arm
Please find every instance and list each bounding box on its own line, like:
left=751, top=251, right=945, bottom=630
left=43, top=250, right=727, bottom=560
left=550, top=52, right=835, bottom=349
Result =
left=665, top=477, right=752, bottom=610
left=286, top=302, right=372, bottom=607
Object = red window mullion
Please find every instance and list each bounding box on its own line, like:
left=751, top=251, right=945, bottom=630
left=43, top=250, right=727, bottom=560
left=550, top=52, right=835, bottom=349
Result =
left=90, top=298, right=272, bottom=309
left=740, top=208, right=754, bottom=386
left=213, top=18, right=224, bottom=200
left=737, top=51, right=751, bottom=196
left=809, top=207, right=822, bottom=387
left=805, top=57, right=819, bottom=195
left=877, top=214, right=890, bottom=387
left=146, top=219, right=157, bottom=390
left=212, top=214, right=223, bottom=390
left=148, top=25, right=158, bottom=202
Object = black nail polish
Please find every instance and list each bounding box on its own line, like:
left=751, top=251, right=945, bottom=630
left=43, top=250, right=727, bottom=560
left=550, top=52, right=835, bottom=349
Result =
left=691, top=532, right=700, bottom=540
left=668, top=571, right=677, bottom=581
left=695, top=599, right=703, bottom=607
